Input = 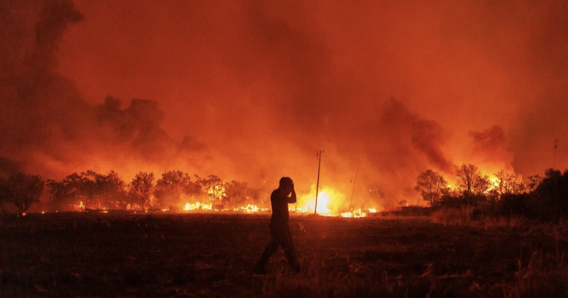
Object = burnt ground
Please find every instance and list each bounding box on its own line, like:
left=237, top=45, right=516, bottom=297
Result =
left=0, top=212, right=566, bottom=297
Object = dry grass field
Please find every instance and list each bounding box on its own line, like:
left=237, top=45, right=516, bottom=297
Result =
left=1, top=212, right=567, bottom=297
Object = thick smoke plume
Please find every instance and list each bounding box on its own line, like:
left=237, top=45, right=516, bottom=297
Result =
left=0, top=0, right=205, bottom=181
left=2, top=0, right=568, bottom=209
left=468, top=125, right=513, bottom=172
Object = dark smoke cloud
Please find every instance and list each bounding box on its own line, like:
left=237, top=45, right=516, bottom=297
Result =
left=95, top=96, right=171, bottom=155
left=1, top=0, right=88, bottom=174
left=0, top=0, right=205, bottom=181
left=361, top=99, right=454, bottom=174
left=0, top=157, right=21, bottom=177
left=335, top=98, right=456, bottom=205
left=469, top=125, right=513, bottom=171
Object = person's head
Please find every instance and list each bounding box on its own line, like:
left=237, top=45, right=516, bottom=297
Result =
left=279, top=177, right=294, bottom=194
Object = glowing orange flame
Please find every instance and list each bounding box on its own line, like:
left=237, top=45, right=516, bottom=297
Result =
left=183, top=202, right=212, bottom=211
left=294, top=187, right=378, bottom=217
left=173, top=185, right=379, bottom=217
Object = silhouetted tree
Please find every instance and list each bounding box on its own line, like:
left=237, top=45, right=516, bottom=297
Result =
left=95, top=170, right=127, bottom=209
left=155, top=170, right=199, bottom=208
left=196, top=175, right=226, bottom=206
left=48, top=170, right=126, bottom=210
left=128, top=172, right=155, bottom=210
left=494, top=170, right=526, bottom=197
left=530, top=168, right=568, bottom=222
left=76, top=171, right=101, bottom=208
left=1, top=172, right=44, bottom=215
left=456, top=164, right=490, bottom=208
left=48, top=172, right=92, bottom=209
left=224, top=180, right=259, bottom=209
left=527, top=174, right=543, bottom=191
left=415, top=169, right=448, bottom=206
left=496, top=193, right=529, bottom=217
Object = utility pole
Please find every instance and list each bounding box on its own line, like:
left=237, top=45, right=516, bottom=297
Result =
left=314, top=150, right=323, bottom=215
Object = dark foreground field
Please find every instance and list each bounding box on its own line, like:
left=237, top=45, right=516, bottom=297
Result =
left=1, top=212, right=567, bottom=297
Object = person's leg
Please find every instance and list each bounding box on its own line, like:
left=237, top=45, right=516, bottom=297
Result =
left=281, top=225, right=300, bottom=272
left=254, top=225, right=280, bottom=274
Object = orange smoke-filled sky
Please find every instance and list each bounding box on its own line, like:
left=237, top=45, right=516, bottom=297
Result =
left=2, top=0, right=568, bottom=208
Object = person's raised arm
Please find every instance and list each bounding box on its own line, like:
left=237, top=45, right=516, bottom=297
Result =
left=287, top=184, right=297, bottom=204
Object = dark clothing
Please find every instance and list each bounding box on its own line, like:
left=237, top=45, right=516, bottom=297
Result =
left=255, top=188, right=299, bottom=273
left=256, top=222, right=298, bottom=271
left=270, top=189, right=291, bottom=225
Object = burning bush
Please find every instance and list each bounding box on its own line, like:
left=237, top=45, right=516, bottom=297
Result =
left=127, top=171, right=155, bottom=210
left=47, top=170, right=126, bottom=210
left=154, top=170, right=201, bottom=209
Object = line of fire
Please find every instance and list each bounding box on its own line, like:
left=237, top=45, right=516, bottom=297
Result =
left=1, top=159, right=533, bottom=219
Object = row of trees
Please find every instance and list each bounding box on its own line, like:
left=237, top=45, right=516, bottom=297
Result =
left=415, top=164, right=526, bottom=208
left=1, top=170, right=261, bottom=214
left=48, top=170, right=261, bottom=211
left=415, top=164, right=568, bottom=222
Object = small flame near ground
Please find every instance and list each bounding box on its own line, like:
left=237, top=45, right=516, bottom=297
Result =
left=182, top=202, right=268, bottom=213
left=294, top=189, right=378, bottom=218
left=183, top=202, right=212, bottom=211
left=176, top=188, right=378, bottom=218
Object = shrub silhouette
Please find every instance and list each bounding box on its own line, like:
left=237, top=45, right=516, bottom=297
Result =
left=528, top=168, right=568, bottom=222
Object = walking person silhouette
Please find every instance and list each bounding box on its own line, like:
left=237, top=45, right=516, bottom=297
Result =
left=254, top=177, right=300, bottom=274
